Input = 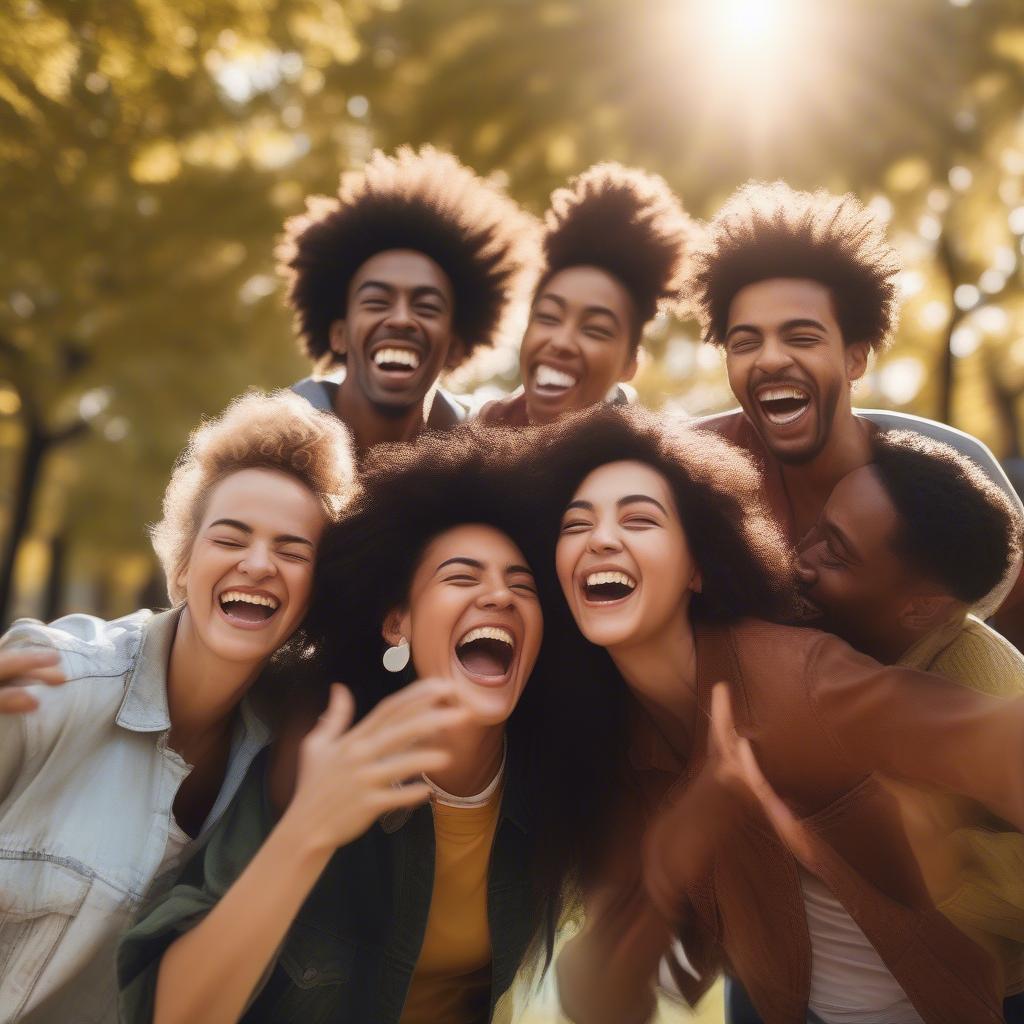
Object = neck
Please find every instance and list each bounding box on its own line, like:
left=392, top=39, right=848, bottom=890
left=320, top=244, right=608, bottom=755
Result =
left=780, top=404, right=872, bottom=524
left=334, top=378, right=427, bottom=455
left=166, top=609, right=261, bottom=767
left=608, top=604, right=698, bottom=756
left=429, top=722, right=505, bottom=798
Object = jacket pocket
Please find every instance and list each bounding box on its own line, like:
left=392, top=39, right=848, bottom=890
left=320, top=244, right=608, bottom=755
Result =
left=0, top=856, right=91, bottom=1019
left=262, top=925, right=358, bottom=1024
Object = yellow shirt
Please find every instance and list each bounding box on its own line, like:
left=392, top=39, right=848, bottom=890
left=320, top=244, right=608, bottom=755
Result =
left=894, top=613, right=1024, bottom=989
left=400, top=788, right=502, bottom=1024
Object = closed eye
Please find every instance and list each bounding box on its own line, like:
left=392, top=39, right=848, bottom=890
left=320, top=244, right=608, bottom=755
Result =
left=623, top=516, right=658, bottom=528
left=212, top=537, right=244, bottom=548
left=560, top=519, right=592, bottom=533
left=443, top=574, right=480, bottom=586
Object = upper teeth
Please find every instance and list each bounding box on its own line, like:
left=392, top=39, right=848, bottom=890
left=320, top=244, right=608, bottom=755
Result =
left=535, top=365, right=577, bottom=389
left=757, top=386, right=808, bottom=402
left=586, top=571, right=637, bottom=589
left=459, top=626, right=514, bottom=648
left=220, top=591, right=279, bottom=609
left=373, top=347, right=420, bottom=369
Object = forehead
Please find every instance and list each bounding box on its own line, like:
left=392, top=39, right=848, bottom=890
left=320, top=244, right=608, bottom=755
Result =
left=825, top=466, right=900, bottom=554
left=350, top=248, right=453, bottom=299
left=417, top=522, right=528, bottom=573
left=539, top=266, right=634, bottom=322
left=727, top=277, right=840, bottom=333
left=201, top=468, right=324, bottom=535
left=572, top=459, right=674, bottom=506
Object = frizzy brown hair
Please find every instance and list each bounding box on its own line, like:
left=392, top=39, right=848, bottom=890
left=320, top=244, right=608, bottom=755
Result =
left=687, top=180, right=901, bottom=351
left=538, top=163, right=697, bottom=349
left=276, top=146, right=539, bottom=367
left=522, top=403, right=798, bottom=624
left=151, top=390, right=356, bottom=604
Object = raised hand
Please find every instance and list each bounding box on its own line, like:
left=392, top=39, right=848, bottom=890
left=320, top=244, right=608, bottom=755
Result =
left=0, top=649, right=66, bottom=715
left=284, top=677, right=470, bottom=854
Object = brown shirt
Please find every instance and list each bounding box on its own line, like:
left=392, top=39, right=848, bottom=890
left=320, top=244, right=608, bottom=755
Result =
left=570, top=619, right=1024, bottom=1023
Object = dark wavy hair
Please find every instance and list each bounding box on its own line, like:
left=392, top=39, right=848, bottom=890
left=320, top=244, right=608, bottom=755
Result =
left=688, top=180, right=901, bottom=352
left=276, top=146, right=538, bottom=367
left=538, top=163, right=696, bottom=350
left=304, top=423, right=628, bottom=966
left=871, top=430, right=1022, bottom=604
left=522, top=404, right=798, bottom=624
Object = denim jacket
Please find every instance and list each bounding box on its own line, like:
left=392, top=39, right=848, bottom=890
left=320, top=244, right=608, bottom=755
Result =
left=118, top=745, right=541, bottom=1024
left=0, top=608, right=270, bottom=1023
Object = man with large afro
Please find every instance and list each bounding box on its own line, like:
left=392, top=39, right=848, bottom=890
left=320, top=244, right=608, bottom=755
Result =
left=278, top=145, right=538, bottom=455
left=691, top=180, right=1024, bottom=627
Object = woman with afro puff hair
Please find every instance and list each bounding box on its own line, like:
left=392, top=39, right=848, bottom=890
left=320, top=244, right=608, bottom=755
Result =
left=278, top=145, right=538, bottom=456
left=480, top=162, right=696, bottom=427
left=118, top=422, right=626, bottom=1024
left=520, top=404, right=1024, bottom=1024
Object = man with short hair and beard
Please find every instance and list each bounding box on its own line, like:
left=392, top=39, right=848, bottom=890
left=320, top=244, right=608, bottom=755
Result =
left=691, top=181, right=1024, bottom=630
left=277, top=146, right=537, bottom=457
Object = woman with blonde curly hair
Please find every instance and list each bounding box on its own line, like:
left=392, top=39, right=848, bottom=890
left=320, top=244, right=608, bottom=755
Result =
left=0, top=389, right=355, bottom=1023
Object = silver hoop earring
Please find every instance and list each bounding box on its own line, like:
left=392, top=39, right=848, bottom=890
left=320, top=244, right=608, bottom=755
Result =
left=382, top=636, right=410, bottom=673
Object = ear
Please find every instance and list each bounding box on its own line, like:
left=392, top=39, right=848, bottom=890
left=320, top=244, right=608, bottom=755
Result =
left=690, top=569, right=703, bottom=594
left=898, top=592, right=961, bottom=634
left=620, top=349, right=639, bottom=383
left=328, top=319, right=348, bottom=359
left=381, top=606, right=411, bottom=647
left=845, top=341, right=870, bottom=384
left=443, top=335, right=466, bottom=370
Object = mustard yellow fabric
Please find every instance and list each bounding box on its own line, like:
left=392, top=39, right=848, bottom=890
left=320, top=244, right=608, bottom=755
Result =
left=400, top=789, right=503, bottom=1024
left=898, top=612, right=1024, bottom=990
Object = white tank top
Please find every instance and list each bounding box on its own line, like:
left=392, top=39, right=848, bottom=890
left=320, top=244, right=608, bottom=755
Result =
left=801, top=870, right=924, bottom=1023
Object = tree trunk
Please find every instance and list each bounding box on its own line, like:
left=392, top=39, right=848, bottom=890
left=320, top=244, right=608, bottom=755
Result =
left=0, top=423, right=49, bottom=627
left=42, top=532, right=67, bottom=622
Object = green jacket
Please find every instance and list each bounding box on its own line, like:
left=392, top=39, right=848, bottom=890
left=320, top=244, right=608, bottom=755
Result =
left=117, top=748, right=540, bottom=1024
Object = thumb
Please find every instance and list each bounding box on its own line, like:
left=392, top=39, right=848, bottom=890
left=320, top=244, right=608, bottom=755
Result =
left=312, top=683, right=355, bottom=741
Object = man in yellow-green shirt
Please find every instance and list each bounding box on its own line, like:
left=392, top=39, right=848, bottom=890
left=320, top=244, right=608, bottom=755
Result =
left=797, top=427, right=1024, bottom=1014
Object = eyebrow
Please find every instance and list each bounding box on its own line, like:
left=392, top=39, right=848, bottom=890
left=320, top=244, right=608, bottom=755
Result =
left=356, top=281, right=448, bottom=306
left=725, top=318, right=828, bottom=341
left=208, top=519, right=314, bottom=547
left=618, top=494, right=668, bottom=515
left=536, top=292, right=621, bottom=328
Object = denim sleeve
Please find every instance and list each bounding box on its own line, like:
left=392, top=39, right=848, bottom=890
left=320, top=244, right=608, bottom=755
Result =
left=117, top=752, right=274, bottom=1023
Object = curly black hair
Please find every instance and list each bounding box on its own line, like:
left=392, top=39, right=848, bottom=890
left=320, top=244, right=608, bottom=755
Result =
left=538, top=163, right=696, bottom=350
left=276, top=146, right=538, bottom=367
left=688, top=180, right=901, bottom=352
left=521, top=403, right=798, bottom=624
left=871, top=430, right=1023, bottom=604
left=304, top=422, right=628, bottom=966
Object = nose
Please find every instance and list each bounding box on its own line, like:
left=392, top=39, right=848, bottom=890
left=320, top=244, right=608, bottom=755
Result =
left=238, top=543, right=277, bottom=581
left=544, top=321, right=578, bottom=357
left=477, top=580, right=514, bottom=610
left=383, top=298, right=415, bottom=331
left=753, top=335, right=794, bottom=375
left=586, top=518, right=623, bottom=554
left=795, top=550, right=818, bottom=586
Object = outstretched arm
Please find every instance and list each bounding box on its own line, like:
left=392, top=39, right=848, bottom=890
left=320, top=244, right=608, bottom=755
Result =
left=151, top=679, right=468, bottom=1024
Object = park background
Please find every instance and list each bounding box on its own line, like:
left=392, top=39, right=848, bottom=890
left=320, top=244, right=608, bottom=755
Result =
left=4, top=1, right=1023, bottom=1020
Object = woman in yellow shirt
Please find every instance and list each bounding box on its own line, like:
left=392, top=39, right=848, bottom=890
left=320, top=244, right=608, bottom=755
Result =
left=120, top=423, right=623, bottom=1024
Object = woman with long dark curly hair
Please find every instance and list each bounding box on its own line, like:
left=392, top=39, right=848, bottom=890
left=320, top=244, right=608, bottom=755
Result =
left=118, top=422, right=623, bottom=1024
left=523, top=404, right=1024, bottom=1024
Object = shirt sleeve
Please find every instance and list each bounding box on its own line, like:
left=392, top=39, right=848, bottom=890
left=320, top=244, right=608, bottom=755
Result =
left=117, top=754, right=274, bottom=1023
left=806, top=633, right=1024, bottom=830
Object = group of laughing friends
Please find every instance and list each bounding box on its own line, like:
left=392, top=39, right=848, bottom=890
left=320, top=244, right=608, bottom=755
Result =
left=5, top=147, right=1024, bottom=1024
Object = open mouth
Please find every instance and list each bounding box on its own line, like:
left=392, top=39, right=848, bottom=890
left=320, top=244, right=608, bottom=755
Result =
left=218, top=590, right=280, bottom=626
left=455, top=625, right=515, bottom=680
left=583, top=570, right=637, bottom=603
left=372, top=346, right=421, bottom=375
left=755, top=385, right=812, bottom=426
left=532, top=364, right=578, bottom=396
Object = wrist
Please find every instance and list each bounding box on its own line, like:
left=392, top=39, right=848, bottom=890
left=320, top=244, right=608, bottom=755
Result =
left=275, top=804, right=337, bottom=873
